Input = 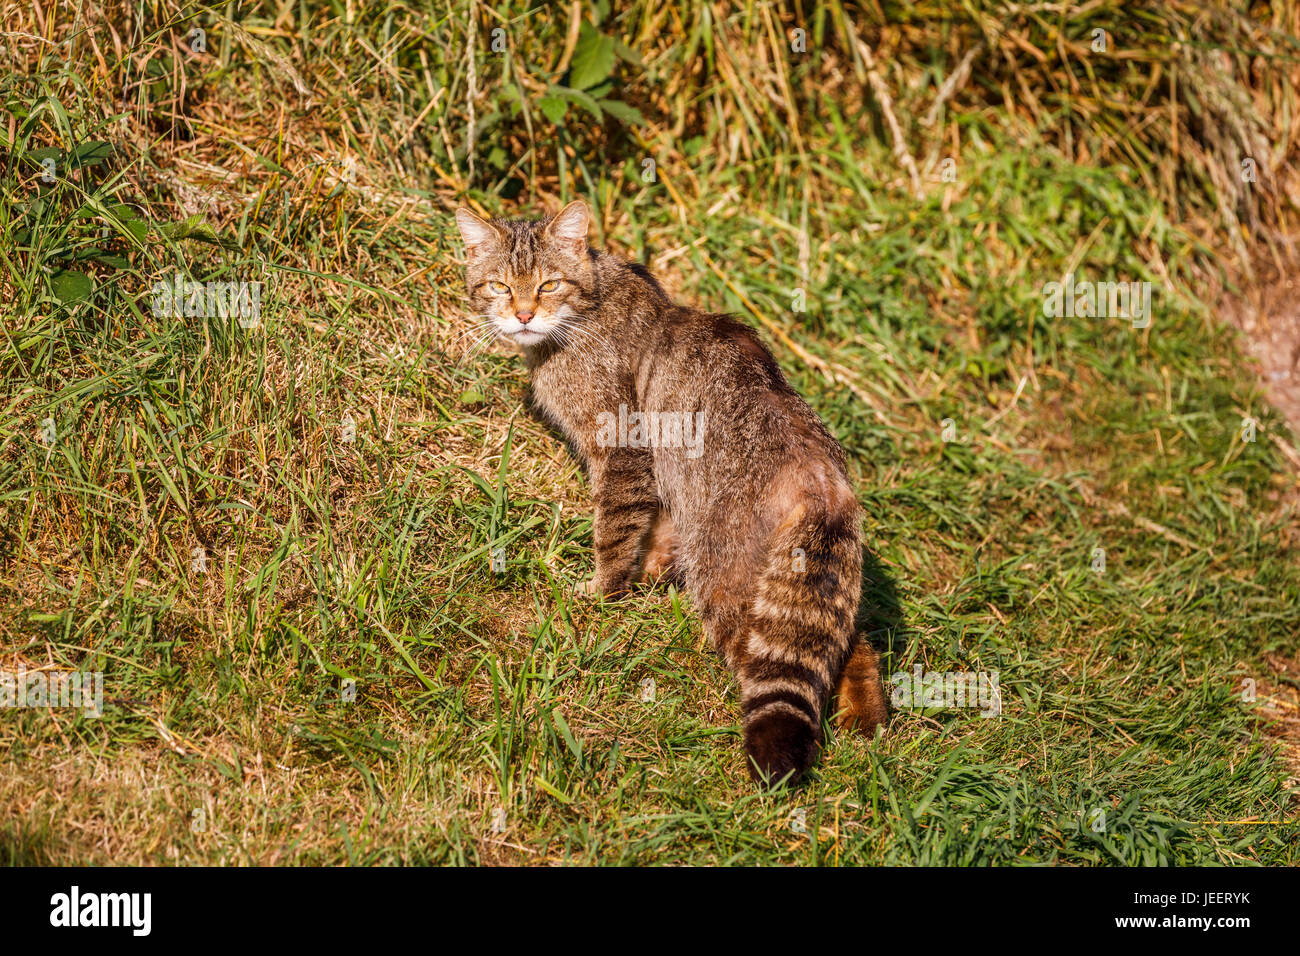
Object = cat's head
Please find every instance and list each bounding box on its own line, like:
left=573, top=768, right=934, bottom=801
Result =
left=454, top=200, right=596, bottom=348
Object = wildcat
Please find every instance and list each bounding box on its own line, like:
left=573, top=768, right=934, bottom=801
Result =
left=454, top=200, right=887, bottom=783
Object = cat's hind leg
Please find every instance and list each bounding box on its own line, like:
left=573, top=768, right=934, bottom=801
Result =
left=832, top=638, right=889, bottom=735
left=639, top=509, right=683, bottom=585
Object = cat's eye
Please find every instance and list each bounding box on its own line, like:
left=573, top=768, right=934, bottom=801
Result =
left=538, top=280, right=560, bottom=293
left=487, top=281, right=510, bottom=295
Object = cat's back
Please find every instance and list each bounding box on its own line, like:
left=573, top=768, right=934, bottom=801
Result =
left=590, top=249, right=843, bottom=466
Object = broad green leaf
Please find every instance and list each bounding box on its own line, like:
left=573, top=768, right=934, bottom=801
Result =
left=599, top=99, right=646, bottom=127
left=51, top=269, right=93, bottom=304
left=569, top=23, right=616, bottom=91
left=553, top=86, right=603, bottom=121
left=70, top=140, right=113, bottom=168
left=539, top=95, right=568, bottom=124
left=108, top=203, right=149, bottom=244
left=612, top=38, right=643, bottom=67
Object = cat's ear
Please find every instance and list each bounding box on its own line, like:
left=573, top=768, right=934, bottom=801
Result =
left=546, top=200, right=590, bottom=253
left=455, top=207, right=501, bottom=262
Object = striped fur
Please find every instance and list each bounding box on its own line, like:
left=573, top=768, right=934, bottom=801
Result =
left=738, top=477, right=863, bottom=782
left=455, top=200, right=888, bottom=785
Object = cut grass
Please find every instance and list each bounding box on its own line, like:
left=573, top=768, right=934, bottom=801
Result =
left=1, top=1, right=1298, bottom=865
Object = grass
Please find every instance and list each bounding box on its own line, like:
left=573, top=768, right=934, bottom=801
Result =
left=1, top=0, right=1299, bottom=865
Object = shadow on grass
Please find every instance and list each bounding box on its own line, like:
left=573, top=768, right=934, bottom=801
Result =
left=857, top=546, right=909, bottom=686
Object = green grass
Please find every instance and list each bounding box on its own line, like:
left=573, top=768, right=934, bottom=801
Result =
left=2, top=0, right=1298, bottom=866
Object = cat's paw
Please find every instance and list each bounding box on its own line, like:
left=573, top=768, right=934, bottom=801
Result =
left=641, top=549, right=674, bottom=581
left=578, top=575, right=630, bottom=600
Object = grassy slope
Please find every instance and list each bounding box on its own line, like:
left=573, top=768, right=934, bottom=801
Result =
left=2, top=2, right=1298, bottom=865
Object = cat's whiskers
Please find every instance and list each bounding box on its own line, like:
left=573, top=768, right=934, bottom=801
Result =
left=546, top=324, right=587, bottom=359
left=550, top=321, right=610, bottom=364
left=456, top=324, right=505, bottom=366
left=446, top=316, right=500, bottom=352
left=551, top=315, right=615, bottom=361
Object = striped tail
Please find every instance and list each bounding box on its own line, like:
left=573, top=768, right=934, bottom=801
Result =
left=740, top=484, right=866, bottom=785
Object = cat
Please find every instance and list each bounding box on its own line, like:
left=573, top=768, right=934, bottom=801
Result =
left=454, top=199, right=887, bottom=784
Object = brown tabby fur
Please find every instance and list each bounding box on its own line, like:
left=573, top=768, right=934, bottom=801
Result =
left=454, top=200, right=888, bottom=784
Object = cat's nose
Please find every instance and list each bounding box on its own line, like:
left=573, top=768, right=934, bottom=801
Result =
left=515, top=310, right=534, bottom=324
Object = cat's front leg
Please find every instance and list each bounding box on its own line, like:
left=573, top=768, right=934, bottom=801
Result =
left=585, top=445, right=659, bottom=596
